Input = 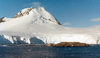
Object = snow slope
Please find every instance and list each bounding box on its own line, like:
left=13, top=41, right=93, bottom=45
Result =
left=0, top=7, right=100, bottom=44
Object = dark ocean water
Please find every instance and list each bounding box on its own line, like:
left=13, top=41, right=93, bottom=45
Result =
left=0, top=45, right=100, bottom=58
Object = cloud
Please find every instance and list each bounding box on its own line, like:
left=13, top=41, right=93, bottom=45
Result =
left=63, top=22, right=71, bottom=25
left=24, top=2, right=41, bottom=8
left=91, top=18, right=100, bottom=22
left=31, top=2, right=41, bottom=7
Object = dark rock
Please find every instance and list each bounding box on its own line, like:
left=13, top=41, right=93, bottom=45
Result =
left=0, top=17, right=5, bottom=23
left=50, top=42, right=90, bottom=47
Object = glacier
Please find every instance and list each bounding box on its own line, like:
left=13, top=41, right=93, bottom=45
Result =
left=0, top=31, right=100, bottom=44
left=0, top=6, right=100, bottom=44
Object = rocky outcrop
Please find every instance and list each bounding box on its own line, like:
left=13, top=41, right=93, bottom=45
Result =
left=13, top=7, right=61, bottom=25
left=0, top=17, right=5, bottom=23
left=14, top=7, right=33, bottom=18
left=50, top=42, right=90, bottom=47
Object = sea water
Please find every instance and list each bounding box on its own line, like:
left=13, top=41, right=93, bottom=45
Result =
left=0, top=45, right=100, bottom=58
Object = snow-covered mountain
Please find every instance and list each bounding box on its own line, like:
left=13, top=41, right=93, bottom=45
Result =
left=0, top=7, right=100, bottom=44
left=14, top=7, right=61, bottom=25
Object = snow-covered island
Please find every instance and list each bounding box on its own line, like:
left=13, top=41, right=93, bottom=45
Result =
left=0, top=7, right=100, bottom=45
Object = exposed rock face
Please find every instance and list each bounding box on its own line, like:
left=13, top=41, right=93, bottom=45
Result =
left=51, top=42, right=90, bottom=47
left=0, top=17, right=5, bottom=23
left=14, top=7, right=33, bottom=18
left=13, top=7, right=61, bottom=25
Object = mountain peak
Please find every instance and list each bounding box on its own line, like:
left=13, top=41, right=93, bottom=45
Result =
left=13, top=6, right=61, bottom=25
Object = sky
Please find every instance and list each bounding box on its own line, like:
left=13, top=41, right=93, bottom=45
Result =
left=0, top=0, right=100, bottom=27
